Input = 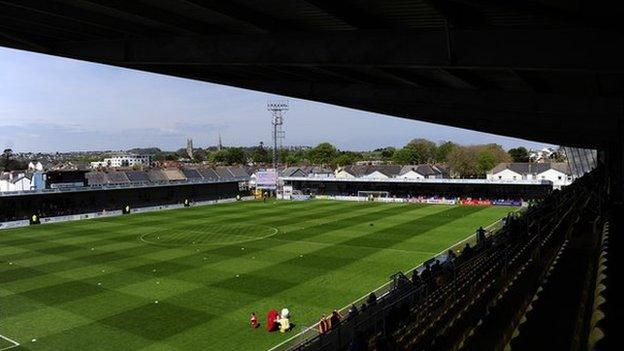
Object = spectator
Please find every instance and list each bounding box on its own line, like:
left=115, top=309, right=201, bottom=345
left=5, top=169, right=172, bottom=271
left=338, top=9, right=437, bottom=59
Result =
left=431, top=259, right=441, bottom=275
left=411, top=270, right=422, bottom=287
left=318, top=315, right=329, bottom=334
left=420, top=264, right=432, bottom=285
left=366, top=292, right=377, bottom=306
left=476, top=226, right=486, bottom=247
left=447, top=249, right=457, bottom=262
left=329, top=310, right=342, bottom=329
left=347, top=304, right=359, bottom=319
left=462, top=243, right=474, bottom=260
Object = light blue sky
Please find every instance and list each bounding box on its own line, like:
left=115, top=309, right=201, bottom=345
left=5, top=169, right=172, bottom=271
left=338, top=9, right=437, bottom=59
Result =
left=0, top=47, right=551, bottom=152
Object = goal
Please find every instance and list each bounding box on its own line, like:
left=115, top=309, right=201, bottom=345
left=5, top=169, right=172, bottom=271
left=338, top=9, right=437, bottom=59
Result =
left=357, top=191, right=390, bottom=201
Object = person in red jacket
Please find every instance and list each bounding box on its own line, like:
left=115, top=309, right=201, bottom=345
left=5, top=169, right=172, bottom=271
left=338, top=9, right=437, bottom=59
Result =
left=250, top=312, right=259, bottom=329
left=266, top=309, right=280, bottom=332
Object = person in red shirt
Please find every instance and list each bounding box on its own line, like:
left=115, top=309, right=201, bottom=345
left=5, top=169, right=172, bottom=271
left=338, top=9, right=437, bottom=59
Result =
left=250, top=312, right=259, bottom=329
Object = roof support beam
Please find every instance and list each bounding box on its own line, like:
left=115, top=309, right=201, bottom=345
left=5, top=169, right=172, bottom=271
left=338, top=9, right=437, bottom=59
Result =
left=181, top=0, right=304, bottom=32
left=54, top=29, right=624, bottom=72
left=302, top=0, right=393, bottom=29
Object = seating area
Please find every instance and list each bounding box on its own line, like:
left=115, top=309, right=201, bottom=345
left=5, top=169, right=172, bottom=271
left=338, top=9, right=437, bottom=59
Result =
left=106, top=171, right=130, bottom=185
left=85, top=171, right=109, bottom=186
left=290, top=169, right=610, bottom=351
left=83, top=166, right=249, bottom=188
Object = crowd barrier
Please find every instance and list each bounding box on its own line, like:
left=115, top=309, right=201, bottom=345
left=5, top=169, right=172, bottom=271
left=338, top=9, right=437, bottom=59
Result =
left=0, top=196, right=255, bottom=230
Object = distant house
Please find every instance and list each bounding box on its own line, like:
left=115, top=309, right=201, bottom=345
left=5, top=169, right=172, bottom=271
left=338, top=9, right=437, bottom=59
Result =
left=0, top=171, right=33, bottom=192
left=90, top=154, right=152, bottom=169
left=27, top=161, right=44, bottom=171
left=336, top=164, right=401, bottom=179
left=487, top=162, right=572, bottom=189
left=280, top=167, right=308, bottom=178
left=398, top=164, right=444, bottom=180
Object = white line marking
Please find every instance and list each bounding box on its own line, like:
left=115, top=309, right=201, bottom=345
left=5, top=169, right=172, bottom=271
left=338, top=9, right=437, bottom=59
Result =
left=0, top=335, right=20, bottom=351
left=138, top=226, right=279, bottom=247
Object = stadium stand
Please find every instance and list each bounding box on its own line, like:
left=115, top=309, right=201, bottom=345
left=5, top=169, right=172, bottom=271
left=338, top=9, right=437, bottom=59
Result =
left=181, top=168, right=203, bottom=181
left=147, top=169, right=168, bottom=183
left=198, top=168, right=220, bottom=181
left=125, top=170, right=150, bottom=184
left=106, top=171, right=130, bottom=185
left=287, top=169, right=606, bottom=351
left=227, top=166, right=250, bottom=179
left=0, top=181, right=246, bottom=222
left=214, top=167, right=236, bottom=181
left=163, top=169, right=186, bottom=182
left=85, top=171, right=109, bottom=186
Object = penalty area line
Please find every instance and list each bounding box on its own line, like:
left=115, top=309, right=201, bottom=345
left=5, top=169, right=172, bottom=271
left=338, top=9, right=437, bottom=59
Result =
left=0, top=335, right=20, bottom=351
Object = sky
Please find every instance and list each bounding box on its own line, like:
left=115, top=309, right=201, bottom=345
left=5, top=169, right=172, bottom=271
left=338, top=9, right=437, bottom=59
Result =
left=0, top=47, right=553, bottom=153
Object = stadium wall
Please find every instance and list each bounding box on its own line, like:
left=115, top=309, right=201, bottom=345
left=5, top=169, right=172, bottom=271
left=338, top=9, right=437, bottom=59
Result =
left=0, top=196, right=255, bottom=230
left=0, top=181, right=248, bottom=223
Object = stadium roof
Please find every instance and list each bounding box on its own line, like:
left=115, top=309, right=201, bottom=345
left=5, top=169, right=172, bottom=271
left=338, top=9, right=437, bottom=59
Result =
left=1, top=0, right=623, bottom=149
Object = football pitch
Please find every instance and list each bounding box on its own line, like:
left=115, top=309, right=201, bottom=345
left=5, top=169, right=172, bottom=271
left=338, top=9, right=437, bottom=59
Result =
left=0, top=200, right=513, bottom=351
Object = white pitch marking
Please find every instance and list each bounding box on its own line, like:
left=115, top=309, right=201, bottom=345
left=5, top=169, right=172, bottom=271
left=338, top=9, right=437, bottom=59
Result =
left=0, top=335, right=20, bottom=351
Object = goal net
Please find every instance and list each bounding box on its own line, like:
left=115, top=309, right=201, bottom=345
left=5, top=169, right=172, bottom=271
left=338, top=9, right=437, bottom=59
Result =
left=357, top=191, right=390, bottom=201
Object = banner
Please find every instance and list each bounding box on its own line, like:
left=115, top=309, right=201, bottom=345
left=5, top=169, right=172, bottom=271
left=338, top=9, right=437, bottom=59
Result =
left=492, top=199, right=523, bottom=206
left=256, top=170, right=278, bottom=190
left=291, top=194, right=312, bottom=201
left=460, top=198, right=493, bottom=206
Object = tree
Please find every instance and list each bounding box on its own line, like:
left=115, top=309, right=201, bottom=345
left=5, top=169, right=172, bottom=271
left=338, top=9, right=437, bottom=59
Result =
left=392, top=138, right=438, bottom=165
left=250, top=143, right=271, bottom=164
left=210, top=149, right=228, bottom=164
left=392, top=146, right=421, bottom=165
left=406, top=138, right=437, bottom=163
left=308, top=142, right=338, bottom=165
left=224, top=148, right=247, bottom=165
left=435, top=141, right=458, bottom=162
left=446, top=147, right=479, bottom=178
left=380, top=147, right=396, bottom=161
left=447, top=144, right=511, bottom=178
left=192, top=149, right=206, bottom=163
left=1, top=148, right=12, bottom=171
left=508, top=147, right=530, bottom=162
left=333, top=152, right=362, bottom=167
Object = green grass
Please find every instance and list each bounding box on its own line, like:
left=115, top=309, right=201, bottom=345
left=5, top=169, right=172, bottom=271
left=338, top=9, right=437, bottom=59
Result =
left=0, top=200, right=513, bottom=351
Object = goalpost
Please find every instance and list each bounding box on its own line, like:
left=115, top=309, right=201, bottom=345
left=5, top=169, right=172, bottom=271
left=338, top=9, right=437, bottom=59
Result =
left=357, top=191, right=390, bottom=201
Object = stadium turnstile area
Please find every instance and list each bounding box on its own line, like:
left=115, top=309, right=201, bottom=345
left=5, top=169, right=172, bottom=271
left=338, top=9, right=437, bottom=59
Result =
left=286, top=169, right=612, bottom=351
